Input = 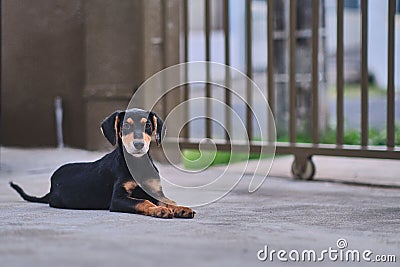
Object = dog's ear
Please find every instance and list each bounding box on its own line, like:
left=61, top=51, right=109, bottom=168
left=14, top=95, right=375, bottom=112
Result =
left=100, top=111, right=125, bottom=146
left=149, top=111, right=166, bottom=146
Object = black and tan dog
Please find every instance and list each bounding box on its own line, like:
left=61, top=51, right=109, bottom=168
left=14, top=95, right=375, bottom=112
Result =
left=10, top=108, right=195, bottom=219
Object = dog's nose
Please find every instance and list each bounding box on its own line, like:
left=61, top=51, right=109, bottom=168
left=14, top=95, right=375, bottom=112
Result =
left=133, top=141, right=144, bottom=150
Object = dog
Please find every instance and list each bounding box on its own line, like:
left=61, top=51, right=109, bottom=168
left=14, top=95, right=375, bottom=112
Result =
left=10, top=108, right=195, bottom=219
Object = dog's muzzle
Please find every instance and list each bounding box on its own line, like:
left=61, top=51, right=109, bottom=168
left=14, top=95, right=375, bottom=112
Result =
left=124, top=140, right=149, bottom=157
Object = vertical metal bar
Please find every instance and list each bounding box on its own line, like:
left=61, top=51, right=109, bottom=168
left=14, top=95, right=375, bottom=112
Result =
left=224, top=0, right=232, bottom=142
left=161, top=0, right=168, bottom=119
left=267, top=0, right=275, bottom=143
left=183, top=0, right=189, bottom=63
left=361, top=0, right=369, bottom=147
left=205, top=0, right=211, bottom=138
left=289, top=0, right=297, bottom=144
left=246, top=0, right=253, bottom=141
left=312, top=0, right=319, bottom=144
left=183, top=0, right=189, bottom=139
left=336, top=0, right=344, bottom=146
left=0, top=0, right=2, bottom=150
left=387, top=0, right=395, bottom=148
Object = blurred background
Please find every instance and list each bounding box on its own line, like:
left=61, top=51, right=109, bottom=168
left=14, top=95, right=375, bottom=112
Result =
left=2, top=2, right=400, bottom=265
left=1, top=0, right=399, bottom=166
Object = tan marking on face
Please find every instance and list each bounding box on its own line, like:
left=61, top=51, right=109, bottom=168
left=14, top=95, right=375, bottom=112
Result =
left=123, top=181, right=137, bottom=194
left=152, top=116, right=157, bottom=136
left=143, top=133, right=151, bottom=145
left=121, top=132, right=134, bottom=146
left=126, top=118, right=134, bottom=124
left=140, top=117, right=147, bottom=124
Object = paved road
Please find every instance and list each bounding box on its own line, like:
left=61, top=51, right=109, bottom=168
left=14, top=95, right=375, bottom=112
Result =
left=1, top=147, right=399, bottom=267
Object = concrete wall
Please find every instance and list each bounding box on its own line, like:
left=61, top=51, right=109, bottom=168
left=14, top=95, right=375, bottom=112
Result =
left=2, top=0, right=85, bottom=147
left=83, top=0, right=143, bottom=150
left=1, top=0, right=181, bottom=150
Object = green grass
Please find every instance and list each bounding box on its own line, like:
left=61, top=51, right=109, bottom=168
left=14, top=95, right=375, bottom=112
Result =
left=328, top=83, right=387, bottom=98
left=182, top=126, right=400, bottom=169
left=182, top=149, right=268, bottom=170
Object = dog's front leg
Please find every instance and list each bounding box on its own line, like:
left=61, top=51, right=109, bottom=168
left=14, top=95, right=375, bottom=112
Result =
left=110, top=198, right=173, bottom=218
left=141, top=177, right=196, bottom=219
left=110, top=182, right=173, bottom=219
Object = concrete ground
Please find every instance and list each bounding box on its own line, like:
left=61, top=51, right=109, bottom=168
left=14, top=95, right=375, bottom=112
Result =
left=0, top=147, right=399, bottom=267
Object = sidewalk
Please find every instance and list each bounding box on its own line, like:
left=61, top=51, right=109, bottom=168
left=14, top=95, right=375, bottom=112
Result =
left=220, top=154, right=400, bottom=188
left=0, top=147, right=399, bottom=267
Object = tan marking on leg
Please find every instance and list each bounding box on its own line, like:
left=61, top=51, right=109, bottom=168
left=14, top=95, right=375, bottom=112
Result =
left=158, top=198, right=195, bottom=219
left=140, top=117, right=147, bottom=124
left=123, top=181, right=137, bottom=194
left=135, top=200, right=173, bottom=218
left=126, top=118, right=134, bottom=124
left=158, top=197, right=176, bottom=206
left=170, top=206, right=195, bottom=218
left=134, top=199, right=156, bottom=214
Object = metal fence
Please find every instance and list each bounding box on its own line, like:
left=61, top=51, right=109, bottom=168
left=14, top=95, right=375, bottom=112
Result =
left=167, top=0, right=399, bottom=180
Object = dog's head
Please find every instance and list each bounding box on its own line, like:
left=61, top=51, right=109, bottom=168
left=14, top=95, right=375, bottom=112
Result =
left=101, top=108, right=166, bottom=157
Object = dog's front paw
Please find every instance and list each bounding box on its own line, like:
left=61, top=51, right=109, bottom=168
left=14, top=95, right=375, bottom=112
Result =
left=171, top=206, right=196, bottom=219
left=149, top=206, right=173, bottom=219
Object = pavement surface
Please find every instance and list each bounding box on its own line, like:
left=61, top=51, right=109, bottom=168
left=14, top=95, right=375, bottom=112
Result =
left=0, top=147, right=399, bottom=267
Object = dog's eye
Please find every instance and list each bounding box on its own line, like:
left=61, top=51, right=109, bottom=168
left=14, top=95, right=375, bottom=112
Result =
left=122, top=123, right=131, bottom=130
left=145, top=123, right=152, bottom=130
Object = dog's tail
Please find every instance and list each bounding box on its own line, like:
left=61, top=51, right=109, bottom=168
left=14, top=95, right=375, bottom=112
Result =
left=9, top=182, right=50, bottom=204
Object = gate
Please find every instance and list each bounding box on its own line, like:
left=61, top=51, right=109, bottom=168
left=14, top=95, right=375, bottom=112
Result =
left=161, top=0, right=399, bottom=180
